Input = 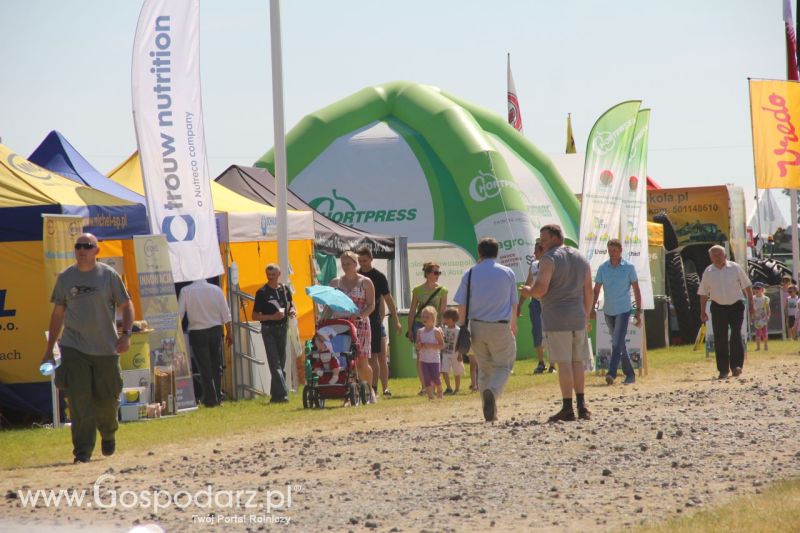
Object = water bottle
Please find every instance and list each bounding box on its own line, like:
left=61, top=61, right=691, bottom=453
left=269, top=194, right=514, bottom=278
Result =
left=304, top=357, right=312, bottom=385
left=39, top=361, right=55, bottom=376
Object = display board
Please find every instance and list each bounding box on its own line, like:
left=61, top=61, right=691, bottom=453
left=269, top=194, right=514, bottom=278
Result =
left=647, top=185, right=747, bottom=266
left=133, top=235, right=197, bottom=411
left=595, top=312, right=644, bottom=371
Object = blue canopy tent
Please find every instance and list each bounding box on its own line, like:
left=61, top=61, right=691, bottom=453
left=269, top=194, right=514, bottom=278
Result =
left=29, top=130, right=148, bottom=207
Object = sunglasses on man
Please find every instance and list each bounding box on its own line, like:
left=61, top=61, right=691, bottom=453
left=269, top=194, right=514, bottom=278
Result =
left=429, top=270, right=441, bottom=276
left=74, top=242, right=97, bottom=250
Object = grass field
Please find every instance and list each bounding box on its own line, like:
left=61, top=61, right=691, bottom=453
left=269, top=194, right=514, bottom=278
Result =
left=2, top=340, right=799, bottom=532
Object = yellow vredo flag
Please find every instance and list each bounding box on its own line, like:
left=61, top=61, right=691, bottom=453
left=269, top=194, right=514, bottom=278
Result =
left=750, top=79, right=800, bottom=188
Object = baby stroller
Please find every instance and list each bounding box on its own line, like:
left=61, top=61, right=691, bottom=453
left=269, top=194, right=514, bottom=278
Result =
left=302, top=318, right=368, bottom=408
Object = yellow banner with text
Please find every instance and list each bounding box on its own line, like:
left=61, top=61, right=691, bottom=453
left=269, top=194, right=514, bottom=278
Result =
left=750, top=79, right=800, bottom=189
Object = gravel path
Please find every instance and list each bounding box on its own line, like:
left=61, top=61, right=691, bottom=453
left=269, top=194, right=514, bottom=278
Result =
left=2, top=359, right=800, bottom=532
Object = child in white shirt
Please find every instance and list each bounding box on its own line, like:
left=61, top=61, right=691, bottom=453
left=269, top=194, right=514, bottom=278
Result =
left=787, top=285, right=799, bottom=341
left=752, top=283, right=770, bottom=351
left=440, top=308, right=465, bottom=394
left=415, top=306, right=444, bottom=400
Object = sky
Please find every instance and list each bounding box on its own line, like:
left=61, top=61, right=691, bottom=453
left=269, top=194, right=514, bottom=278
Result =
left=0, top=0, right=793, bottom=222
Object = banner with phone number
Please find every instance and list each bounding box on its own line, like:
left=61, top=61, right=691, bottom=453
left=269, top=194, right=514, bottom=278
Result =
left=646, top=186, right=730, bottom=248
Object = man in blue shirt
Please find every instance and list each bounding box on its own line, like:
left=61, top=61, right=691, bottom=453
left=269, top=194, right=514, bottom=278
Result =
left=454, top=237, right=518, bottom=422
left=591, top=239, right=642, bottom=385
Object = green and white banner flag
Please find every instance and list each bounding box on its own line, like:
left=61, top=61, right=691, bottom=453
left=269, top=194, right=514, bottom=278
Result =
left=620, top=110, right=653, bottom=309
left=579, top=101, right=641, bottom=274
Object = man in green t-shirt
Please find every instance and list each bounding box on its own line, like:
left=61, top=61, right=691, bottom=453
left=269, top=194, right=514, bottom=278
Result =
left=42, top=233, right=134, bottom=464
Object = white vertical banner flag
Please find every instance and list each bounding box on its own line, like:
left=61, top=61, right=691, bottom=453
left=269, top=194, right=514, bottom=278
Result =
left=579, top=100, right=641, bottom=275
left=620, top=109, right=654, bottom=309
left=507, top=53, right=523, bottom=132
left=131, top=0, right=223, bottom=282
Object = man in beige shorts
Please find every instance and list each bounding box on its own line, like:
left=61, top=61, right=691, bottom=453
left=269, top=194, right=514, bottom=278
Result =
left=522, top=224, right=593, bottom=422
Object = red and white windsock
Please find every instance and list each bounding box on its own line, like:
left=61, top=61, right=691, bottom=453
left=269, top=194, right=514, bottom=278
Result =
left=507, top=53, right=523, bottom=132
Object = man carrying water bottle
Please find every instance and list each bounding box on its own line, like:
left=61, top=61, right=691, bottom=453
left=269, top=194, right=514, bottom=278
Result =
left=41, top=233, right=134, bottom=464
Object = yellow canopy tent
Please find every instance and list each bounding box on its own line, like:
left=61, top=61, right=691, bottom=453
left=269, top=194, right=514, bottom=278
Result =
left=108, top=152, right=317, bottom=339
left=0, top=144, right=149, bottom=417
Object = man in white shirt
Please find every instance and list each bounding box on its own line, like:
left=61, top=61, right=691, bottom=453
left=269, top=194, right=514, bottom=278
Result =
left=698, top=245, right=755, bottom=379
left=178, top=279, right=233, bottom=407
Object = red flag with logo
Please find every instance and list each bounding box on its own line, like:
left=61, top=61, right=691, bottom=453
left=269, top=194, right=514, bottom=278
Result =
left=507, top=53, right=523, bottom=132
left=785, top=0, right=799, bottom=80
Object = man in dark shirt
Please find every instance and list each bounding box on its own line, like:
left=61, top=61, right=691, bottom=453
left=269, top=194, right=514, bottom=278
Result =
left=356, top=247, right=402, bottom=398
left=253, top=264, right=295, bottom=403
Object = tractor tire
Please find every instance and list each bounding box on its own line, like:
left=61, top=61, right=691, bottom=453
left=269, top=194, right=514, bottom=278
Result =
left=667, top=250, right=699, bottom=343
left=683, top=258, right=697, bottom=276
left=763, top=258, right=793, bottom=281
left=682, top=258, right=701, bottom=328
left=653, top=212, right=680, bottom=252
left=776, top=262, right=794, bottom=280
left=685, top=270, right=701, bottom=331
left=681, top=243, right=713, bottom=276
left=748, top=258, right=790, bottom=285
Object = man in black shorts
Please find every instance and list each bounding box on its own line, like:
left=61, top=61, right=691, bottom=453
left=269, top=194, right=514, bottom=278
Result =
left=357, top=247, right=402, bottom=398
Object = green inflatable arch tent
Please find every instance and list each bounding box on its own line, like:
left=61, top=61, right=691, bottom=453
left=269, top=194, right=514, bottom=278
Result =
left=254, top=81, right=578, bottom=281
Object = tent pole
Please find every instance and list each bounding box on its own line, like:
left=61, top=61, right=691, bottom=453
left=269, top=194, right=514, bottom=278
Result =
left=747, top=78, right=765, bottom=253
left=790, top=1, right=800, bottom=282
left=270, top=0, right=289, bottom=278
left=792, top=190, right=799, bottom=281
left=754, top=189, right=763, bottom=240
left=51, top=375, right=61, bottom=428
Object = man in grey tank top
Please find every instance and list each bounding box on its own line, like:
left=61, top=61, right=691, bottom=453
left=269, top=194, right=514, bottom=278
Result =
left=522, top=224, right=593, bottom=422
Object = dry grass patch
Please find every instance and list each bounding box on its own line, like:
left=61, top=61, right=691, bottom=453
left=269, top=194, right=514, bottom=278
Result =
left=635, top=478, right=800, bottom=533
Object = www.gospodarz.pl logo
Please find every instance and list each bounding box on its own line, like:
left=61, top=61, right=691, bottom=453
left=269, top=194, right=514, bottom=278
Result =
left=17, top=474, right=296, bottom=522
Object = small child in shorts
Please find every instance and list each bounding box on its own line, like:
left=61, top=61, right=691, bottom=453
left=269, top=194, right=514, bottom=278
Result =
left=440, top=308, right=465, bottom=394
left=752, top=282, right=770, bottom=351
left=781, top=275, right=794, bottom=337
left=415, top=306, right=444, bottom=400
left=787, top=285, right=799, bottom=340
